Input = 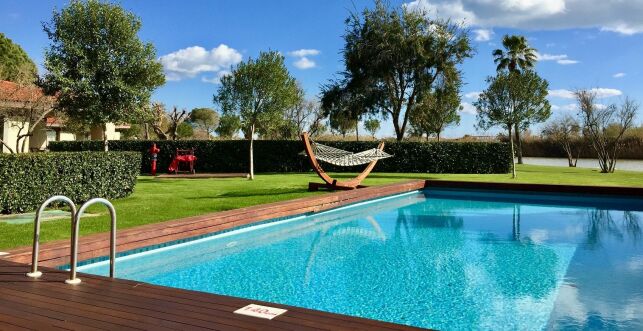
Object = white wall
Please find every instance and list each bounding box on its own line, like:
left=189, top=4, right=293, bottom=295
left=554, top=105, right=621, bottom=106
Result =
left=90, top=123, right=118, bottom=140
left=29, top=122, right=48, bottom=151
left=1, top=119, right=30, bottom=153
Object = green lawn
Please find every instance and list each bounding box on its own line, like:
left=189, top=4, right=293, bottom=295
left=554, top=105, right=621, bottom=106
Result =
left=0, top=164, right=641, bottom=250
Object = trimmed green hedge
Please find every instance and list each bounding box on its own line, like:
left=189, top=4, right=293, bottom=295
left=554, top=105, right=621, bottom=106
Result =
left=49, top=140, right=512, bottom=175
left=0, top=152, right=141, bottom=214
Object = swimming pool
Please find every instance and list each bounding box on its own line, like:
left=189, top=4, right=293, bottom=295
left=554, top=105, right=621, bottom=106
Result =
left=78, top=188, right=643, bottom=330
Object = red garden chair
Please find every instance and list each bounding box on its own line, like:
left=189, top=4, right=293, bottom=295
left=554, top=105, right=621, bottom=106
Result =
left=168, top=148, right=197, bottom=174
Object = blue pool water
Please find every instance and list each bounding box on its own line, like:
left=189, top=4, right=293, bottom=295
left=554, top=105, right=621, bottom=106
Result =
left=78, top=189, right=643, bottom=330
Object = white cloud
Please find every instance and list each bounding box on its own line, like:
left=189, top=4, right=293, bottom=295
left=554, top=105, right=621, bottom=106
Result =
left=589, top=88, right=623, bottom=98
left=293, top=57, right=316, bottom=69
left=405, top=0, right=476, bottom=26
left=289, top=49, right=320, bottom=70
left=556, top=59, right=579, bottom=65
left=473, top=28, right=493, bottom=41
left=459, top=102, right=477, bottom=115
left=464, top=91, right=481, bottom=100
left=613, top=72, right=626, bottom=78
left=404, top=0, right=643, bottom=35
left=551, top=103, right=578, bottom=111
left=549, top=88, right=622, bottom=99
left=288, top=49, right=320, bottom=57
left=201, top=70, right=232, bottom=84
left=536, top=52, right=579, bottom=65
left=159, top=44, right=242, bottom=81
left=288, top=49, right=320, bottom=70
left=552, top=103, right=608, bottom=111
left=549, top=89, right=576, bottom=99
left=601, top=24, right=640, bottom=35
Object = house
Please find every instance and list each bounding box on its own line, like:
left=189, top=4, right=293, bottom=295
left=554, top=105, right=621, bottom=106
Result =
left=0, top=80, right=129, bottom=153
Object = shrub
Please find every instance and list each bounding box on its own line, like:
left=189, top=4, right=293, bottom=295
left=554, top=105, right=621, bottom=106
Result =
left=49, top=140, right=512, bottom=175
left=0, top=151, right=141, bottom=214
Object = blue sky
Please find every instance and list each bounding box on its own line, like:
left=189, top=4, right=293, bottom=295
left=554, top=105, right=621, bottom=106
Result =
left=1, top=0, right=642, bottom=138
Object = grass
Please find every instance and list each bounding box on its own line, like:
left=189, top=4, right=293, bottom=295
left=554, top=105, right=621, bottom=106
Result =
left=0, top=164, right=641, bottom=250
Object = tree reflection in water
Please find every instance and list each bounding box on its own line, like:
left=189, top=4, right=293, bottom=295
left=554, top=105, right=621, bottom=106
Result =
left=585, top=209, right=642, bottom=248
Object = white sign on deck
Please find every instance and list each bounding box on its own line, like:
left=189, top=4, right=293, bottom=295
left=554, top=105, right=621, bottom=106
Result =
left=234, top=304, right=287, bottom=320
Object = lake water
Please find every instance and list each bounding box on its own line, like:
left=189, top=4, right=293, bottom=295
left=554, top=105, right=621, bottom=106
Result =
left=522, top=157, right=643, bottom=172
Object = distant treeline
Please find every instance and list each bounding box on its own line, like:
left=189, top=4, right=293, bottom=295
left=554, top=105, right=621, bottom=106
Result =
left=520, top=137, right=643, bottom=160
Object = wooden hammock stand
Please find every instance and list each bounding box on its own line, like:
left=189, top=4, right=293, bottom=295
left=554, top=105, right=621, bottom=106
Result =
left=301, top=132, right=386, bottom=191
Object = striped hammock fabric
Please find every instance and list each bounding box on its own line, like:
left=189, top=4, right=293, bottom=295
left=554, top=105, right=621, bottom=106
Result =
left=310, top=141, right=392, bottom=167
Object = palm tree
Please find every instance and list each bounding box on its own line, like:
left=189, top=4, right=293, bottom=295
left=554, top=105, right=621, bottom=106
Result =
left=493, top=35, right=537, bottom=164
left=493, top=35, right=537, bottom=73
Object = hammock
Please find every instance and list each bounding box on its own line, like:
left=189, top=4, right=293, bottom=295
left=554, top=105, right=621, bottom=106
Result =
left=309, top=140, right=392, bottom=167
left=301, top=132, right=391, bottom=191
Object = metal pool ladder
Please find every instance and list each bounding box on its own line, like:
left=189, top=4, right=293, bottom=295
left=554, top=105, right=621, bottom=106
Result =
left=66, top=198, right=117, bottom=285
left=26, top=196, right=77, bottom=278
left=26, top=196, right=117, bottom=284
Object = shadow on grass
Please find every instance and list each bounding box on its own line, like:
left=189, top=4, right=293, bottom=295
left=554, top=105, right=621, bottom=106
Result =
left=193, top=188, right=311, bottom=199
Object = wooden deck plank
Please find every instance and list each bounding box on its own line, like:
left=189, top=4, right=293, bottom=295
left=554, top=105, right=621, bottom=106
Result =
left=0, top=302, right=102, bottom=331
left=3, top=282, right=321, bottom=331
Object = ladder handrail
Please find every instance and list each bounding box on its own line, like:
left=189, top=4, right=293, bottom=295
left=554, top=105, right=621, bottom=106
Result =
left=27, top=195, right=77, bottom=278
left=66, top=198, right=117, bottom=285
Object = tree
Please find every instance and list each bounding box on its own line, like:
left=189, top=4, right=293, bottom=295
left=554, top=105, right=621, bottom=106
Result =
left=176, top=122, right=194, bottom=140
left=576, top=90, right=638, bottom=173
left=364, top=118, right=381, bottom=139
left=284, top=98, right=323, bottom=138
left=475, top=71, right=551, bottom=178
left=306, top=102, right=327, bottom=137
left=493, top=35, right=537, bottom=73
left=282, top=98, right=328, bottom=138
left=145, top=102, right=169, bottom=140
left=0, top=82, right=55, bottom=153
left=216, top=113, right=241, bottom=139
left=189, top=108, right=219, bottom=139
left=321, top=1, right=473, bottom=141
left=120, top=123, right=144, bottom=140
left=0, top=33, right=38, bottom=84
left=42, top=0, right=165, bottom=151
left=409, top=67, right=462, bottom=141
left=329, top=110, right=357, bottom=139
left=542, top=115, right=583, bottom=167
left=166, top=106, right=188, bottom=141
left=321, top=83, right=365, bottom=141
left=213, top=51, right=301, bottom=179
left=493, top=34, right=539, bottom=164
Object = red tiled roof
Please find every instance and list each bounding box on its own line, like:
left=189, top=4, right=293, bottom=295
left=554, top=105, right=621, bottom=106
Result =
left=45, top=116, right=65, bottom=128
left=0, top=80, right=52, bottom=103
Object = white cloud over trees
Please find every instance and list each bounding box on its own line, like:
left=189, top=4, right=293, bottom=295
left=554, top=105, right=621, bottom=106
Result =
left=405, top=0, right=643, bottom=35
left=288, top=48, right=320, bottom=70
left=159, top=44, right=242, bottom=81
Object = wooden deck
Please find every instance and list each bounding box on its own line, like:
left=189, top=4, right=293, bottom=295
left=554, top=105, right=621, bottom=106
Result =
left=0, top=259, right=425, bottom=330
